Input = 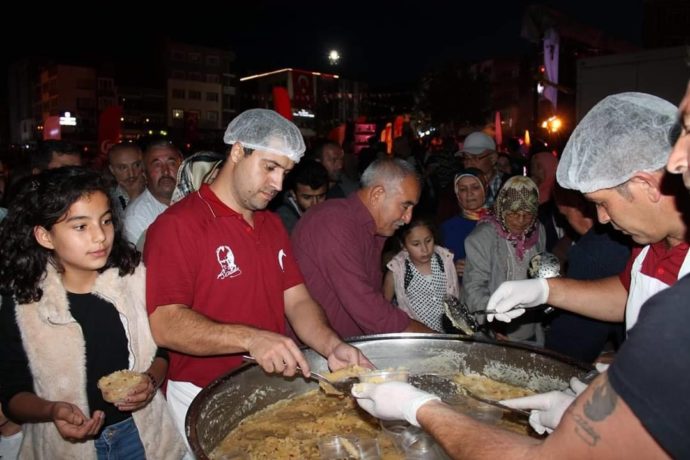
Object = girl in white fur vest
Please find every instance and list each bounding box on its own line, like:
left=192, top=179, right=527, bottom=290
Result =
left=0, top=167, right=184, bottom=459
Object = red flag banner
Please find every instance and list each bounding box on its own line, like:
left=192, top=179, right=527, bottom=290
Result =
left=495, top=111, right=503, bottom=147
left=272, top=86, right=293, bottom=120
left=291, top=70, right=314, bottom=110
left=43, top=116, right=61, bottom=140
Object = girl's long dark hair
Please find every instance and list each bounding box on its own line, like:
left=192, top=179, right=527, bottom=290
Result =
left=0, top=166, right=140, bottom=304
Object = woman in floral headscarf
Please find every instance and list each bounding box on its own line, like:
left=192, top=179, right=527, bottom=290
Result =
left=460, top=176, right=546, bottom=344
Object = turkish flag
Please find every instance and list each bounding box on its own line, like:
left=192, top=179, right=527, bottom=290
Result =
left=292, top=70, right=313, bottom=110
left=98, top=106, right=123, bottom=157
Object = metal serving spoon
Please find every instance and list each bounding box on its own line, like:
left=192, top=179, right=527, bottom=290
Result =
left=242, top=355, right=358, bottom=395
left=410, top=373, right=529, bottom=417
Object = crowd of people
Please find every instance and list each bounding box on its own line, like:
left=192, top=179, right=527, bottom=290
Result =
left=0, top=81, right=688, bottom=459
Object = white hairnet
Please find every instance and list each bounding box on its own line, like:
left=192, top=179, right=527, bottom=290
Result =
left=557, top=92, right=677, bottom=193
left=223, top=109, right=306, bottom=162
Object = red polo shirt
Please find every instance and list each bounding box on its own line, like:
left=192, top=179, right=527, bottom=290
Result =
left=144, top=184, right=304, bottom=387
left=619, top=241, right=690, bottom=291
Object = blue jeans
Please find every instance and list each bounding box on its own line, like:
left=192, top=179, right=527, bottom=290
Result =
left=94, top=417, right=145, bottom=460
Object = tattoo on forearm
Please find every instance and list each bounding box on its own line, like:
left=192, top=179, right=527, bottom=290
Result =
left=573, top=413, right=600, bottom=446
left=573, top=379, right=618, bottom=446
left=584, top=380, right=618, bottom=421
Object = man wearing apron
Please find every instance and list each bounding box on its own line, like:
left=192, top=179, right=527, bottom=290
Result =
left=486, top=92, right=688, bottom=333
left=484, top=92, right=688, bottom=436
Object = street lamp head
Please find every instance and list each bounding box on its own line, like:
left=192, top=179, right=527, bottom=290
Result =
left=328, top=49, right=340, bottom=65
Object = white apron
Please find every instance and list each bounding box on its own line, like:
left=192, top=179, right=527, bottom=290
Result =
left=167, top=380, right=202, bottom=460
left=625, top=244, right=690, bottom=331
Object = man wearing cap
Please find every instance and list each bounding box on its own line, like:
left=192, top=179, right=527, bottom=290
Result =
left=459, top=132, right=505, bottom=208
left=347, top=86, right=690, bottom=459
left=144, top=109, right=369, bottom=444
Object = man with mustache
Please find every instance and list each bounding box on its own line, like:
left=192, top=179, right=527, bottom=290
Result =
left=143, top=109, right=369, bottom=452
left=291, top=158, right=434, bottom=338
left=124, top=140, right=182, bottom=245
left=108, top=142, right=146, bottom=217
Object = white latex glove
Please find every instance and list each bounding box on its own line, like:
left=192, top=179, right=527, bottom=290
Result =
left=486, top=279, right=549, bottom=323
left=500, top=377, right=587, bottom=434
left=351, top=381, right=441, bottom=427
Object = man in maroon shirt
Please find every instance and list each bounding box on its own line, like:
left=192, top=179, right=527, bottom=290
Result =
left=292, top=158, right=434, bottom=338
left=144, top=109, right=369, bottom=446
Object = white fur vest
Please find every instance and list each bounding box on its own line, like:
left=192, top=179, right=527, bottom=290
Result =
left=14, top=264, right=185, bottom=460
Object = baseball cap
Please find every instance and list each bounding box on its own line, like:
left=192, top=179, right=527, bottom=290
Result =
left=461, top=132, right=496, bottom=155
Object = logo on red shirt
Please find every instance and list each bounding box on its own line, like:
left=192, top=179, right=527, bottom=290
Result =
left=216, top=245, right=242, bottom=279
left=278, top=249, right=286, bottom=272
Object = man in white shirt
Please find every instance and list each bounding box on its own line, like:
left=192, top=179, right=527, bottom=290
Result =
left=124, top=140, right=182, bottom=245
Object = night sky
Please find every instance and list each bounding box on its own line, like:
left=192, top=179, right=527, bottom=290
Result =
left=1, top=0, right=643, bottom=89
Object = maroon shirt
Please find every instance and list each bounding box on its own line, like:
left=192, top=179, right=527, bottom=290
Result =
left=145, top=185, right=304, bottom=387
left=291, top=194, right=411, bottom=338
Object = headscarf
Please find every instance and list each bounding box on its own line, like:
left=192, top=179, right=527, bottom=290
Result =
left=482, top=176, right=540, bottom=260
left=171, top=151, right=225, bottom=205
left=453, top=168, right=488, bottom=221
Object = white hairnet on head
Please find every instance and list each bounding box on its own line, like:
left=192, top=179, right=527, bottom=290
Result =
left=557, top=92, right=677, bottom=193
left=223, top=108, right=306, bottom=163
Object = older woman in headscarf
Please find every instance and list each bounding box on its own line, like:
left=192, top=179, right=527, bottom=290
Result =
left=461, top=176, right=546, bottom=344
left=440, top=168, right=488, bottom=279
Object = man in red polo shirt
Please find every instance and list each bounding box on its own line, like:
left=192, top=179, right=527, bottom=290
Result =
left=144, top=109, right=369, bottom=446
left=487, top=92, right=689, bottom=334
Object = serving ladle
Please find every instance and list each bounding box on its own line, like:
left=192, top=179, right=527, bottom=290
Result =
left=242, top=355, right=358, bottom=395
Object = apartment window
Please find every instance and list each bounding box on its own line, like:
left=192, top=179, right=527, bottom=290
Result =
left=172, top=88, right=186, bottom=99
left=172, top=70, right=186, bottom=80
left=207, top=111, right=219, bottom=122
left=206, top=55, right=219, bottom=66
left=188, top=90, right=202, bottom=100
left=171, top=50, right=185, bottom=61
left=206, top=92, right=219, bottom=102
left=188, top=52, right=201, bottom=64
left=206, top=74, right=220, bottom=84
left=172, top=109, right=184, bottom=119
left=189, top=72, right=202, bottom=81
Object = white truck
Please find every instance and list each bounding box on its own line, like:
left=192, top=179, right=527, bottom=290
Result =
left=576, top=46, right=689, bottom=121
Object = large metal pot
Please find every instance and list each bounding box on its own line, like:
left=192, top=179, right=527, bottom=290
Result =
left=186, top=333, right=591, bottom=458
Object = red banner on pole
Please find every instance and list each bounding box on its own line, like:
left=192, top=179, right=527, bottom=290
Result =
left=272, top=86, right=293, bottom=120
left=494, top=111, right=503, bottom=147
left=43, top=116, right=61, bottom=140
